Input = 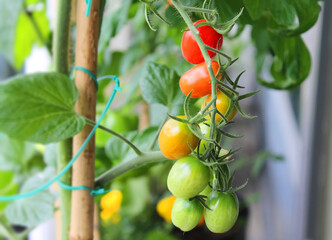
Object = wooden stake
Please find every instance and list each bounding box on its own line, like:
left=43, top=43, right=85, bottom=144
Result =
left=70, top=0, right=100, bottom=239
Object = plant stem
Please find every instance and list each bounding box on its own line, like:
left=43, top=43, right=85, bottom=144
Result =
left=148, top=114, right=168, bottom=151
left=85, top=118, right=143, bottom=156
left=53, top=0, right=72, bottom=239
left=171, top=0, right=218, bottom=150
left=95, top=151, right=170, bottom=186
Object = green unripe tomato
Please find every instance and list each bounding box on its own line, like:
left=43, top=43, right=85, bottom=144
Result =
left=167, top=156, right=210, bottom=198
left=171, top=198, right=204, bottom=232
left=204, top=191, right=239, bottom=233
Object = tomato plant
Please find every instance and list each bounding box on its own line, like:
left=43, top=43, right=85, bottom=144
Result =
left=0, top=0, right=322, bottom=239
left=158, top=116, right=199, bottom=159
left=204, top=191, right=239, bottom=233
left=181, top=19, right=223, bottom=64
left=179, top=60, right=219, bottom=98
left=171, top=198, right=204, bottom=232
left=167, top=155, right=210, bottom=198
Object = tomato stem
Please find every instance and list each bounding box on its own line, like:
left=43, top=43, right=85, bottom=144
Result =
left=95, top=151, right=170, bottom=186
left=148, top=114, right=168, bottom=151
left=85, top=118, right=143, bottom=156
left=183, top=6, right=217, bottom=15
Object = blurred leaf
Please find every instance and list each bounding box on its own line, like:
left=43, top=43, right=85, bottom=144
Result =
left=4, top=167, right=56, bottom=227
left=140, top=62, right=183, bottom=110
left=144, top=230, right=177, bottom=240
left=244, top=0, right=296, bottom=27
left=244, top=0, right=320, bottom=36
left=5, top=191, right=54, bottom=227
left=105, top=126, right=159, bottom=162
left=0, top=136, right=35, bottom=171
left=251, top=151, right=283, bottom=177
left=0, top=171, right=19, bottom=211
left=0, top=1, right=22, bottom=66
left=0, top=72, right=85, bottom=143
left=251, top=27, right=270, bottom=73
left=20, top=166, right=55, bottom=192
left=98, top=0, right=133, bottom=54
left=105, top=131, right=136, bottom=162
left=43, top=143, right=57, bottom=168
left=14, top=7, right=50, bottom=69
left=122, top=176, right=150, bottom=217
left=257, top=35, right=311, bottom=89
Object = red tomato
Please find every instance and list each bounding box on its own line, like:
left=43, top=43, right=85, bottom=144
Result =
left=179, top=60, right=219, bottom=98
left=158, top=116, right=199, bottom=159
left=181, top=19, right=223, bottom=64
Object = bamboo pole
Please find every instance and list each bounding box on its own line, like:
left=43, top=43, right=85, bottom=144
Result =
left=70, top=0, right=100, bottom=239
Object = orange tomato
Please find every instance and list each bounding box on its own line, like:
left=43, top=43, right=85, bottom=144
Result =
left=156, top=195, right=176, bottom=222
left=158, top=116, right=199, bottom=159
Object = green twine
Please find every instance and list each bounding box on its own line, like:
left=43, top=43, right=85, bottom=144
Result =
left=70, top=66, right=98, bottom=90
left=0, top=74, right=121, bottom=202
left=85, top=0, right=92, bottom=17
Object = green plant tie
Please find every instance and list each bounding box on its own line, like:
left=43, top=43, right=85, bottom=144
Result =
left=70, top=66, right=98, bottom=90
left=85, top=0, right=92, bottom=17
left=0, top=74, right=121, bottom=202
left=56, top=180, right=110, bottom=197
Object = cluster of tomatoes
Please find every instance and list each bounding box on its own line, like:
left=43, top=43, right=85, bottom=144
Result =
left=158, top=20, right=239, bottom=233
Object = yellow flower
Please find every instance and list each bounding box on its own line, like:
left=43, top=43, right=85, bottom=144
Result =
left=156, top=195, right=176, bottom=223
left=100, top=190, right=122, bottom=222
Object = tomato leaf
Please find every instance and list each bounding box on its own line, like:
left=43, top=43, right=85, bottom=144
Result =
left=140, top=62, right=183, bottom=110
left=257, top=35, right=311, bottom=89
left=0, top=72, right=85, bottom=143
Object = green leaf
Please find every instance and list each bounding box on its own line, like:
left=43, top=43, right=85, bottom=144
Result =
left=105, top=126, right=159, bottom=162
left=140, top=62, right=183, bottom=110
left=20, top=166, right=55, bottom=192
left=0, top=72, right=85, bottom=143
left=244, top=0, right=296, bottom=27
left=258, top=35, right=311, bottom=89
left=244, top=0, right=320, bottom=36
left=269, top=0, right=321, bottom=36
left=4, top=167, right=56, bottom=227
left=5, top=191, right=54, bottom=227
left=14, top=7, right=51, bottom=69
left=0, top=136, right=35, bottom=171
left=105, top=132, right=136, bottom=162
left=0, top=1, right=22, bottom=65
